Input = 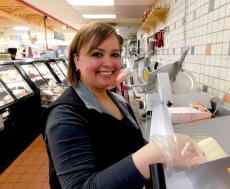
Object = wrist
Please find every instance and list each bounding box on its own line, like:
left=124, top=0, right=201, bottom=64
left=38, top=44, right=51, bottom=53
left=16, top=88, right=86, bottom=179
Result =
left=132, top=142, right=164, bottom=179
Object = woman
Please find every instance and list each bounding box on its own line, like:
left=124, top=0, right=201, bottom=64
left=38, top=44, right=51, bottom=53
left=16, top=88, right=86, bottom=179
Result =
left=42, top=22, right=205, bottom=189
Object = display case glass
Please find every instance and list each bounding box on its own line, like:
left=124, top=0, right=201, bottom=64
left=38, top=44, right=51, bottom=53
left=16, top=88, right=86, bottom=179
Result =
left=17, top=61, right=66, bottom=107
left=20, top=64, right=47, bottom=88
left=33, top=61, right=58, bottom=85
left=0, top=65, right=33, bottom=99
left=48, top=60, right=66, bottom=83
left=0, top=82, right=14, bottom=106
left=56, top=59, right=67, bottom=77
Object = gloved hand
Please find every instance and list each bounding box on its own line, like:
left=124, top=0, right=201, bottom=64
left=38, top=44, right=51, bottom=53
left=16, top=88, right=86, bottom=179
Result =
left=116, top=68, right=133, bottom=85
left=150, top=134, right=206, bottom=173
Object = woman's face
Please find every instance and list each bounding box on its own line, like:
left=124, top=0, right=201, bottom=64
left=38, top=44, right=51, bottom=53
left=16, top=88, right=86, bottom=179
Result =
left=75, top=34, right=121, bottom=91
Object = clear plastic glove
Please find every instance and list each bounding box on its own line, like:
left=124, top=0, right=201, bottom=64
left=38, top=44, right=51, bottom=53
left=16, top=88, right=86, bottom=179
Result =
left=150, top=134, right=206, bottom=173
left=116, top=68, right=133, bottom=85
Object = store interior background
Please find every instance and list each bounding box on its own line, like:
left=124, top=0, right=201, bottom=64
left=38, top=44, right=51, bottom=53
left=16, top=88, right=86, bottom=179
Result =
left=1, top=0, right=229, bottom=100
left=0, top=0, right=230, bottom=188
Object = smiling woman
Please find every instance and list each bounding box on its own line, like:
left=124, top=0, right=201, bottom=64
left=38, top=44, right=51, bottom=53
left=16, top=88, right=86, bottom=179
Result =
left=67, top=22, right=122, bottom=87
left=74, top=33, right=121, bottom=91
left=41, top=22, right=205, bottom=189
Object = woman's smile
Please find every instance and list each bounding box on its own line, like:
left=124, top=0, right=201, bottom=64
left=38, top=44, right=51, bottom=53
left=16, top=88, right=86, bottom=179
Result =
left=97, top=71, right=114, bottom=77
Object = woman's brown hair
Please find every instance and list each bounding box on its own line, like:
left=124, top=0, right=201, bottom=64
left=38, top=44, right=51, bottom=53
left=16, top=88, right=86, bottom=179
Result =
left=67, top=22, right=121, bottom=86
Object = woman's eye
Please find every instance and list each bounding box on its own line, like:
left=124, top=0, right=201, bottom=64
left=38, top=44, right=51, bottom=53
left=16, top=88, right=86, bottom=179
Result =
left=91, top=52, right=102, bottom=57
left=112, top=53, right=120, bottom=57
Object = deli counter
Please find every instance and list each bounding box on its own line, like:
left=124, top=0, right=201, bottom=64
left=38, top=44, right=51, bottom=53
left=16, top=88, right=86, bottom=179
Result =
left=0, top=61, right=42, bottom=173
left=46, top=58, right=67, bottom=84
left=14, top=59, right=67, bottom=106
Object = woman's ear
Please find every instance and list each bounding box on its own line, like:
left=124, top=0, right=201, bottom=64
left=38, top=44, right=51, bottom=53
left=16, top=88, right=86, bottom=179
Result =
left=73, top=53, right=79, bottom=68
left=73, top=53, right=78, bottom=60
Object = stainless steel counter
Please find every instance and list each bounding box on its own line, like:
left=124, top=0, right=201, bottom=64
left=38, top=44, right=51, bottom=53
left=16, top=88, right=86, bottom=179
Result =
left=174, top=115, right=230, bottom=154
left=129, top=89, right=230, bottom=154
left=128, top=90, right=151, bottom=140
left=129, top=90, right=230, bottom=189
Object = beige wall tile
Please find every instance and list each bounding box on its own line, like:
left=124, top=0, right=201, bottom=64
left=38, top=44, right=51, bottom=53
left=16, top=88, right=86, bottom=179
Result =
left=140, top=0, right=230, bottom=98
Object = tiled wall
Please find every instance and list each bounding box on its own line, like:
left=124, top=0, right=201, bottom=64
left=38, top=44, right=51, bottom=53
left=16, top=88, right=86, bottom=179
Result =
left=144, top=0, right=230, bottom=99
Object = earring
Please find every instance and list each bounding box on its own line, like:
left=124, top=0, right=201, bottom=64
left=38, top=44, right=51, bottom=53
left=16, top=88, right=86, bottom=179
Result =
left=76, top=68, right=80, bottom=81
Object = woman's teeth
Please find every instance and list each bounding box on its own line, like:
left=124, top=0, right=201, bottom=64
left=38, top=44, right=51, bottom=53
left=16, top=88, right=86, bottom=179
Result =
left=99, top=71, right=112, bottom=76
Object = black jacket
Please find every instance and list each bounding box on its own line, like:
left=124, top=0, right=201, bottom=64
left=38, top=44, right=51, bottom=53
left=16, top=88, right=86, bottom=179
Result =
left=41, top=86, right=147, bottom=189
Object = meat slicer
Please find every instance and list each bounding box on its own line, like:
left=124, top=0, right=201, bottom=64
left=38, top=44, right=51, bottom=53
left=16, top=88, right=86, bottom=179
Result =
left=128, top=47, right=211, bottom=116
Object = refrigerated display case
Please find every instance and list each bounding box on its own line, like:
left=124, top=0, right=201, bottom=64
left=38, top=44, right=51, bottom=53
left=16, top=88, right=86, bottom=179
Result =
left=0, top=61, right=42, bottom=173
left=18, top=61, right=47, bottom=88
left=55, top=58, right=67, bottom=77
left=0, top=80, right=14, bottom=106
left=46, top=59, right=67, bottom=84
left=0, top=62, right=35, bottom=99
left=33, top=59, right=60, bottom=85
left=15, top=60, right=66, bottom=106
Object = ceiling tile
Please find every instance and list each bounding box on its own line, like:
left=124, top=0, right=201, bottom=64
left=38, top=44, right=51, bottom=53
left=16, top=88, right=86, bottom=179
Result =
left=72, top=6, right=116, bottom=14
left=116, top=5, right=151, bottom=18
left=12, top=0, right=156, bottom=39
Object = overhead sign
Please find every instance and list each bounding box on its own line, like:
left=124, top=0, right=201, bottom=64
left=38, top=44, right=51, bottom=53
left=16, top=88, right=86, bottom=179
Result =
left=53, top=31, right=65, bottom=41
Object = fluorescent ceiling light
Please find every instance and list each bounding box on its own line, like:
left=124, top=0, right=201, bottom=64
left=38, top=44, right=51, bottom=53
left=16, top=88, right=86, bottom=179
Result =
left=82, top=14, right=116, bottom=19
left=13, top=26, right=30, bottom=31
left=66, top=0, right=114, bottom=6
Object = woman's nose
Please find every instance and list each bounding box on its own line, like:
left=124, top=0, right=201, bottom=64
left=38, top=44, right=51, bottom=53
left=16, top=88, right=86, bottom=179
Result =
left=103, top=55, right=115, bottom=65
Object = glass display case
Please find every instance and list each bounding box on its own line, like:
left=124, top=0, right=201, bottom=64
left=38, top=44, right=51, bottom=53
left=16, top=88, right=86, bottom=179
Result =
left=0, top=81, right=14, bottom=106
left=0, top=61, right=42, bottom=173
left=46, top=59, right=67, bottom=84
left=33, top=60, right=59, bottom=85
left=0, top=63, right=33, bottom=100
left=15, top=60, right=66, bottom=107
left=20, top=63, right=47, bottom=88
left=56, top=59, right=67, bottom=77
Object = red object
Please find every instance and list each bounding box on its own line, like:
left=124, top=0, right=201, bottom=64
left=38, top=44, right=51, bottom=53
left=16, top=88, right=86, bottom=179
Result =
left=155, top=30, right=164, bottom=48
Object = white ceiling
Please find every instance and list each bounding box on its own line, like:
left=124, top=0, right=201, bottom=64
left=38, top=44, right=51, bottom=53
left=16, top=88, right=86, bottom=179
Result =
left=22, top=0, right=155, bottom=39
left=0, top=0, right=77, bottom=36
